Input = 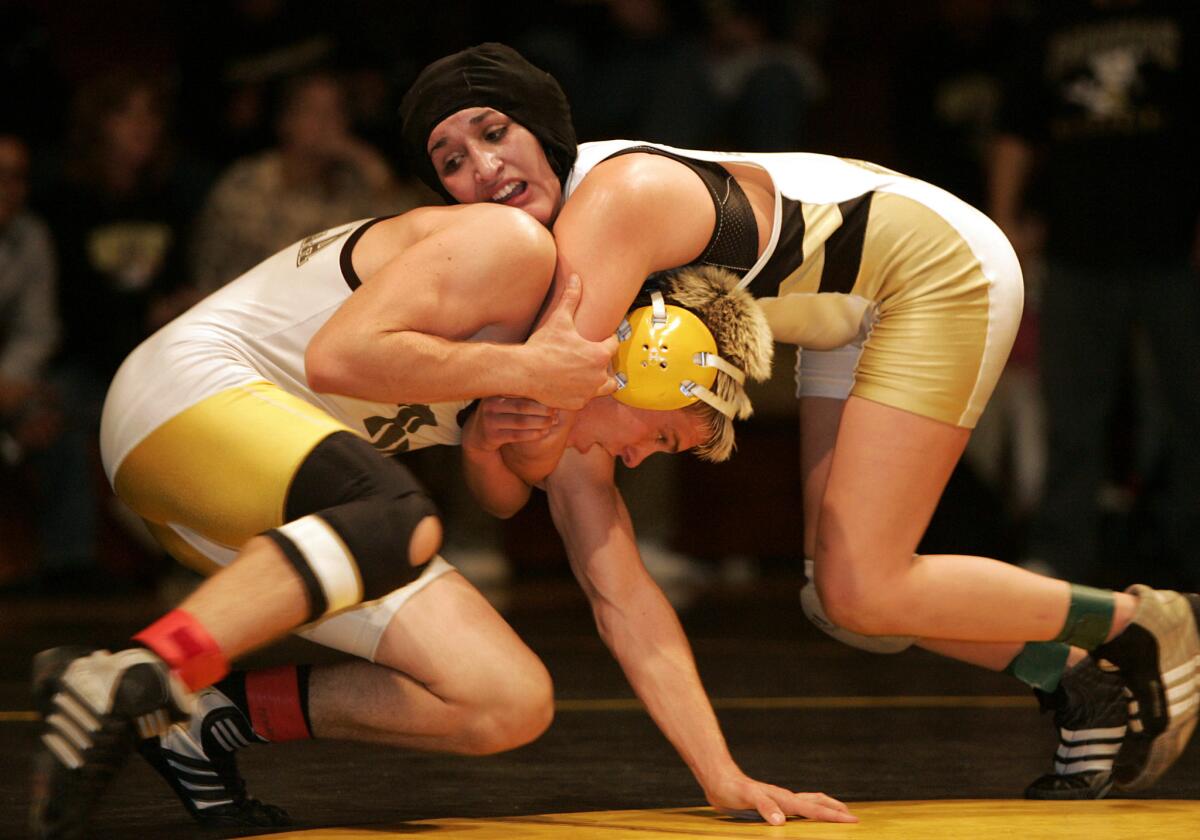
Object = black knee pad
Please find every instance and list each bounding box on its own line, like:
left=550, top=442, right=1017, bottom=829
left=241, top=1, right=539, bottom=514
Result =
left=262, top=432, right=440, bottom=621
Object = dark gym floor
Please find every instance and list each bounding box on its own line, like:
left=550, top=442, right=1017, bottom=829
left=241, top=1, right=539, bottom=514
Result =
left=1, top=568, right=1197, bottom=839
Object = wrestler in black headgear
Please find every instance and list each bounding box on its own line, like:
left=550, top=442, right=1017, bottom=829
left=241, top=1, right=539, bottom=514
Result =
left=399, top=43, right=577, bottom=203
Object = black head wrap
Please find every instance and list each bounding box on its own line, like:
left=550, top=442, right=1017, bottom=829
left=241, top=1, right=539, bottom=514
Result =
left=399, top=43, right=577, bottom=203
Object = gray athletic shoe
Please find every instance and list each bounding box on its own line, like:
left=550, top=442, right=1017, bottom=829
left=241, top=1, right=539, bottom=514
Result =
left=1094, top=586, right=1200, bottom=791
left=1025, top=657, right=1128, bottom=800
left=30, top=646, right=194, bottom=839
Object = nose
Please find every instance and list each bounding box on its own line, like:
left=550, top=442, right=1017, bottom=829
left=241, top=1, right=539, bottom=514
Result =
left=471, top=146, right=502, bottom=181
left=621, top=446, right=651, bottom=469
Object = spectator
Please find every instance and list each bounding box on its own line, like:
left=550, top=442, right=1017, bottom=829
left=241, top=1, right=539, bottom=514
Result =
left=0, top=130, right=84, bottom=593
left=31, top=70, right=204, bottom=592
left=894, top=1, right=1043, bottom=555
left=989, top=0, right=1200, bottom=588
left=173, top=0, right=341, bottom=165
left=705, top=0, right=825, bottom=151
left=189, top=70, right=423, bottom=294
left=573, top=0, right=718, bottom=146
left=0, top=131, right=59, bottom=471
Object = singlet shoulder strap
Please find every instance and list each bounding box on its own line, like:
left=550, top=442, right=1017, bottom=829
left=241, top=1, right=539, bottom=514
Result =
left=340, top=216, right=398, bottom=290
left=602, top=146, right=759, bottom=277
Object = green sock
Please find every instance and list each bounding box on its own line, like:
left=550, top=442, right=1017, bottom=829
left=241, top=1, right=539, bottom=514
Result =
left=1003, top=642, right=1071, bottom=692
left=1052, top=584, right=1116, bottom=650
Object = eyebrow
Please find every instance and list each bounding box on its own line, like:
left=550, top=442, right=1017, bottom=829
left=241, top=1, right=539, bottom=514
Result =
left=428, top=110, right=499, bottom=156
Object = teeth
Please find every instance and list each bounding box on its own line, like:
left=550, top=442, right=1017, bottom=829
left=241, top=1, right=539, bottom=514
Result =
left=492, top=182, right=520, bottom=202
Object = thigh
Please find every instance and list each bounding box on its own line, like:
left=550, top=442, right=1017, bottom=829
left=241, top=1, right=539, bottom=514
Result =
left=112, top=381, right=350, bottom=553
left=363, top=567, right=547, bottom=697
left=817, top=395, right=969, bottom=574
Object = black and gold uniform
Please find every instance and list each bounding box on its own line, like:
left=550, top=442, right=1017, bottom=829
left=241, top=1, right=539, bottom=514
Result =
left=568, top=141, right=1024, bottom=428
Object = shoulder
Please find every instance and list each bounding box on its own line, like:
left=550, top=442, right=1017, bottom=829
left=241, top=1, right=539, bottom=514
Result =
left=582, top=151, right=711, bottom=205
left=558, top=150, right=714, bottom=268
left=422, top=203, right=554, bottom=254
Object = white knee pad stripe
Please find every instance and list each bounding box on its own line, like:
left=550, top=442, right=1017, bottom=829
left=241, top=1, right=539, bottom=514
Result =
left=297, top=555, right=455, bottom=660
left=801, top=558, right=916, bottom=654
left=276, top=515, right=363, bottom=614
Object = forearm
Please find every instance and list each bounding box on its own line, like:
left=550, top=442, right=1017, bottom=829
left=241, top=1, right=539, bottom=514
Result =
left=595, top=580, right=740, bottom=785
left=548, top=461, right=740, bottom=787
left=308, top=332, right=538, bottom=405
left=462, top=443, right=532, bottom=519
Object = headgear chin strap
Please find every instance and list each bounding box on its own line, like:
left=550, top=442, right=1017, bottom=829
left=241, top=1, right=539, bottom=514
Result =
left=613, top=292, right=746, bottom=418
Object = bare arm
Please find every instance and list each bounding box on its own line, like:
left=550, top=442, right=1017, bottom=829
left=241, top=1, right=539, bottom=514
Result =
left=460, top=397, right=556, bottom=518
left=306, top=205, right=615, bottom=409
left=546, top=447, right=856, bottom=824
left=501, top=154, right=717, bottom=482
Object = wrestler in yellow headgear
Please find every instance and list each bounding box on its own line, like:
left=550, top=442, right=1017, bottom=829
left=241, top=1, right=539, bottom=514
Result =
left=613, top=265, right=774, bottom=461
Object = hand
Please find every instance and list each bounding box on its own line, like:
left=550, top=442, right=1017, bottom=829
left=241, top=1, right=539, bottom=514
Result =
left=523, top=274, right=618, bottom=410
left=703, top=773, right=857, bottom=825
left=465, top=396, right=557, bottom=452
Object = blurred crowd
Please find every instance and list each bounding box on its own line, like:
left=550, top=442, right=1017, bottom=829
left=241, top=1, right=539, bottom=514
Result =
left=1, top=0, right=1197, bottom=596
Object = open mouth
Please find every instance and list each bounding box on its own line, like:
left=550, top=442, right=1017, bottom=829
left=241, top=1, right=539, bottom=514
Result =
left=490, top=181, right=526, bottom=203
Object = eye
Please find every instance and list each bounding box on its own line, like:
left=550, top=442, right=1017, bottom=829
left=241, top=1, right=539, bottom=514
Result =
left=484, top=124, right=508, bottom=143
left=440, top=155, right=462, bottom=175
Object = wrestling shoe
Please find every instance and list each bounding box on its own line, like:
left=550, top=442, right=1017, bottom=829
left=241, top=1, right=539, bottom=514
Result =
left=139, top=686, right=291, bottom=827
left=1093, top=586, right=1200, bottom=790
left=30, top=646, right=194, bottom=839
left=1025, top=657, right=1128, bottom=799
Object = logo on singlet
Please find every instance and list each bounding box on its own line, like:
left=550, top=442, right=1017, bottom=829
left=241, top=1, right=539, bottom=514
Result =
left=296, top=226, right=354, bottom=267
left=364, top=404, right=437, bottom=453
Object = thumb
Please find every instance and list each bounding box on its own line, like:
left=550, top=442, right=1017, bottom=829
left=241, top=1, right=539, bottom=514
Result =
left=755, top=794, right=785, bottom=827
left=551, top=273, right=582, bottom=320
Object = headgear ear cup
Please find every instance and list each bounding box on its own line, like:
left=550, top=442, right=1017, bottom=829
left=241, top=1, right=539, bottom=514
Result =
left=613, top=266, right=774, bottom=462
left=613, top=291, right=730, bottom=413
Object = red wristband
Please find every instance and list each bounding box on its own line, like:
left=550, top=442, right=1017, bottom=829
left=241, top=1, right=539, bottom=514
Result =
left=245, top=665, right=312, bottom=742
left=133, top=609, right=229, bottom=692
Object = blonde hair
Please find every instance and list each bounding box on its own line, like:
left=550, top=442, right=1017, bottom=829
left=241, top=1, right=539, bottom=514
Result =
left=661, top=266, right=773, bottom=462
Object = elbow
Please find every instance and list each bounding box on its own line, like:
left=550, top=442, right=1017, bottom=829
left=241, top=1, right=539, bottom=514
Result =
left=304, top=326, right=360, bottom=396
left=482, top=495, right=528, bottom=521
left=304, top=338, right=347, bottom=394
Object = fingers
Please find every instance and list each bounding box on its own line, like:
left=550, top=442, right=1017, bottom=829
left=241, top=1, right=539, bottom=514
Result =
left=718, top=790, right=857, bottom=826
left=775, top=791, right=857, bottom=824
left=490, top=428, right=552, bottom=446
left=483, top=396, right=555, bottom=418
left=593, top=375, right=619, bottom=398
left=550, top=273, right=582, bottom=320
left=486, top=412, right=555, bottom=432
left=752, top=792, right=787, bottom=826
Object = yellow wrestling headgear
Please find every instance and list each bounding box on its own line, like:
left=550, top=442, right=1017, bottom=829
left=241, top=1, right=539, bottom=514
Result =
left=613, top=290, right=746, bottom=417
